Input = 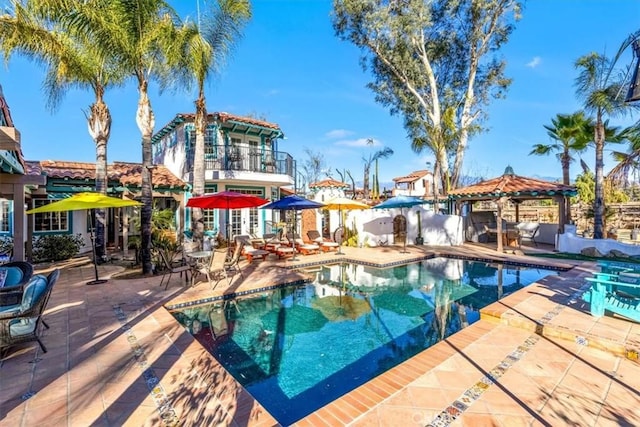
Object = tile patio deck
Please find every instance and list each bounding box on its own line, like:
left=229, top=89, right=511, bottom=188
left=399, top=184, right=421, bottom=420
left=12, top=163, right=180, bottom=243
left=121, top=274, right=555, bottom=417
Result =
left=1, top=244, right=639, bottom=426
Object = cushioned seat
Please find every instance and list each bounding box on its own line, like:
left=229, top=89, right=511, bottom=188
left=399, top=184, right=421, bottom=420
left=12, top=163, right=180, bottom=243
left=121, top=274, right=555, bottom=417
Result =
left=0, top=270, right=59, bottom=355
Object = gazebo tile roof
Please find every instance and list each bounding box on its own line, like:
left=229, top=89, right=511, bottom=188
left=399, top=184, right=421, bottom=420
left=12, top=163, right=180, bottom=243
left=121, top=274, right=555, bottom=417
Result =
left=25, top=160, right=187, bottom=189
left=448, top=173, right=576, bottom=198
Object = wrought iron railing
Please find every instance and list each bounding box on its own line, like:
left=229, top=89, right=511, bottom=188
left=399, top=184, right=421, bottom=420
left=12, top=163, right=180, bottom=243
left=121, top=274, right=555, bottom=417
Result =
left=188, top=145, right=295, bottom=178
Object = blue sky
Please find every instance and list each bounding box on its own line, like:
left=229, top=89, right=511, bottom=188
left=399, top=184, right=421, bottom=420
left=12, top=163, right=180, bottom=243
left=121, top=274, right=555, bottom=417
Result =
left=1, top=0, right=639, bottom=187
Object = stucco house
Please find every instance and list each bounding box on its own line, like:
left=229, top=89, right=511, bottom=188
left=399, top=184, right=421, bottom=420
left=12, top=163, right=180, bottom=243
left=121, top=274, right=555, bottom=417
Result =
left=392, top=169, right=436, bottom=198
left=152, top=112, right=294, bottom=237
left=0, top=85, right=45, bottom=262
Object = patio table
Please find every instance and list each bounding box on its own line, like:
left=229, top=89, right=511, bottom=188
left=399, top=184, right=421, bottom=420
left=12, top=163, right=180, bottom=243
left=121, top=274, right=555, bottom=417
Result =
left=186, top=250, right=213, bottom=286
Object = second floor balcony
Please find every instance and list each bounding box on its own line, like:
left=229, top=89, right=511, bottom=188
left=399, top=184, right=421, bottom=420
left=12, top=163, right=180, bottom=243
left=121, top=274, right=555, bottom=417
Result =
left=187, top=144, right=295, bottom=184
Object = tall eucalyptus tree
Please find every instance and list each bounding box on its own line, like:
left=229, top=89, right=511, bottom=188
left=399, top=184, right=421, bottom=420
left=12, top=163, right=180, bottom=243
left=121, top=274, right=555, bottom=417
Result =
left=0, top=0, right=124, bottom=260
left=170, top=0, right=251, bottom=249
left=333, top=0, right=521, bottom=193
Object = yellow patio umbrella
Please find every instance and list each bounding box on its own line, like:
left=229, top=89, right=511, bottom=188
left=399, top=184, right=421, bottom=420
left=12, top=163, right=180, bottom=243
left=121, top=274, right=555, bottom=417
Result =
left=311, top=294, right=371, bottom=322
left=27, top=192, right=141, bottom=285
left=322, top=197, right=370, bottom=255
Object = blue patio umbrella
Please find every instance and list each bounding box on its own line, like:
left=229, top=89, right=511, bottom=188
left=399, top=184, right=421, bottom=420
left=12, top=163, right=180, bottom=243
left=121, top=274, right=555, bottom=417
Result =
left=373, top=195, right=428, bottom=253
left=261, top=195, right=325, bottom=260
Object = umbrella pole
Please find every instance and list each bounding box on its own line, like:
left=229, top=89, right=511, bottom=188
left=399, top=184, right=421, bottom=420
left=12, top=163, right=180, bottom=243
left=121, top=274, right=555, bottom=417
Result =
left=290, top=210, right=298, bottom=261
left=336, top=208, right=345, bottom=255
left=401, top=207, right=408, bottom=254
left=87, top=209, right=108, bottom=285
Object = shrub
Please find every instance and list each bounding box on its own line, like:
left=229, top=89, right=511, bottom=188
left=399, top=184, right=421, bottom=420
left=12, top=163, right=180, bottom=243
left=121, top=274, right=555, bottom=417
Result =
left=0, top=235, right=13, bottom=255
left=32, top=234, right=84, bottom=263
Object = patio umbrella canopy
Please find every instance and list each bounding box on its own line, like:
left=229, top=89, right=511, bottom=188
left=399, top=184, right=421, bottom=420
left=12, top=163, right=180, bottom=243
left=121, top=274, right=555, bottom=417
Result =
left=186, top=191, right=269, bottom=240
left=186, top=190, right=269, bottom=209
left=261, top=194, right=325, bottom=210
left=26, top=192, right=141, bottom=285
left=261, top=195, right=325, bottom=261
left=322, top=197, right=370, bottom=254
left=373, top=195, right=427, bottom=253
left=311, top=295, right=371, bottom=322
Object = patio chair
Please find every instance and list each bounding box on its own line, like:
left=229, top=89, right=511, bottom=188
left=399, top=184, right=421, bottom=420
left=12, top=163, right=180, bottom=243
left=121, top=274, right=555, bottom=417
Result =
left=515, top=222, right=540, bottom=247
left=307, top=230, right=339, bottom=252
left=201, top=250, right=239, bottom=289
left=0, top=269, right=60, bottom=355
left=0, top=261, right=35, bottom=307
left=224, top=243, right=245, bottom=279
left=157, top=249, right=192, bottom=290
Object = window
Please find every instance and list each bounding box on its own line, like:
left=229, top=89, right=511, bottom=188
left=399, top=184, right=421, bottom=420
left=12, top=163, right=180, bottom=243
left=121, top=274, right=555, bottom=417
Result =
left=202, top=209, right=217, bottom=232
left=0, top=199, right=10, bottom=233
left=33, top=199, right=68, bottom=232
left=187, top=127, right=217, bottom=158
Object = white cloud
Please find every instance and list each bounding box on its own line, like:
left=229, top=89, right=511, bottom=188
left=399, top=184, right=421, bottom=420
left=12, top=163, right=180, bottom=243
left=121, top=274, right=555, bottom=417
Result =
left=335, top=137, right=380, bottom=147
left=325, top=129, right=354, bottom=139
left=526, top=56, right=542, bottom=68
left=265, top=89, right=279, bottom=96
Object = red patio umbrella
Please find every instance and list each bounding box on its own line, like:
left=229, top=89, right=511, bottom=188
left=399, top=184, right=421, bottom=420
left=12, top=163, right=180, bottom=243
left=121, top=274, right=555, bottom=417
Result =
left=186, top=191, right=269, bottom=241
left=186, top=190, right=269, bottom=209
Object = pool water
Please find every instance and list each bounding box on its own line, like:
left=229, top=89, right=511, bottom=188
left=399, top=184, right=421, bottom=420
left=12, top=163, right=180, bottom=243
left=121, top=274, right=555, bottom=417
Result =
left=171, top=257, right=561, bottom=425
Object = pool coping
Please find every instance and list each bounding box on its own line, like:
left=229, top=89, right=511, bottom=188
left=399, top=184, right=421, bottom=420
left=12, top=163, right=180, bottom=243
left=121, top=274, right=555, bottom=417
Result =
left=165, top=253, right=571, bottom=311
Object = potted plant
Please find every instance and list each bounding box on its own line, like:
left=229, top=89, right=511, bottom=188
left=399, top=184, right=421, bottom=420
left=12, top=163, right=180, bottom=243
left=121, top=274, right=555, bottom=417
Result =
left=415, top=211, right=424, bottom=245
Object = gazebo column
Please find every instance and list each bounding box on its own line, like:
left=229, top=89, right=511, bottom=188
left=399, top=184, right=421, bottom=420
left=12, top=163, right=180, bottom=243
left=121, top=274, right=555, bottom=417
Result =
left=496, top=197, right=507, bottom=253
left=556, top=195, right=565, bottom=234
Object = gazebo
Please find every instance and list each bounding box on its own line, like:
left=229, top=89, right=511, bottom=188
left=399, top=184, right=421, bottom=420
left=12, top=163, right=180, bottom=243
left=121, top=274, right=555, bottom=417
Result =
left=448, top=166, right=577, bottom=252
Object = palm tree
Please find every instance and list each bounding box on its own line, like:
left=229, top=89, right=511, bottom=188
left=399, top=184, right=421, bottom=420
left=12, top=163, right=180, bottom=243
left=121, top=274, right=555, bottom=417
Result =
left=530, top=112, right=591, bottom=185
left=606, top=125, right=640, bottom=187
left=529, top=111, right=591, bottom=224
left=171, top=0, right=251, bottom=250
left=574, top=36, right=640, bottom=238
left=363, top=139, right=393, bottom=200
left=0, top=0, right=124, bottom=260
left=82, top=0, right=181, bottom=274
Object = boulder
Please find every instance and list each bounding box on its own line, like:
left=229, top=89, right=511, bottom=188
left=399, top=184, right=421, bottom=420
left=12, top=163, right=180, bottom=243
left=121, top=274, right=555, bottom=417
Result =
left=608, top=249, right=630, bottom=259
left=581, top=247, right=604, bottom=258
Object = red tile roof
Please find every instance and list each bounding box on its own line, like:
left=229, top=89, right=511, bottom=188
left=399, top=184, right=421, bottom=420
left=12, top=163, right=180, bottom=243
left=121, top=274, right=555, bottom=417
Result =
left=309, top=178, right=349, bottom=189
left=25, top=160, right=187, bottom=189
left=448, top=171, right=576, bottom=199
left=393, top=170, right=429, bottom=183
left=175, top=112, right=281, bottom=130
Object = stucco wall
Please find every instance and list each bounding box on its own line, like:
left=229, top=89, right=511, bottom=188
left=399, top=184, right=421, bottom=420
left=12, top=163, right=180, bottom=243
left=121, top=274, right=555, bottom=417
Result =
left=557, top=230, right=640, bottom=256
left=347, top=206, right=463, bottom=247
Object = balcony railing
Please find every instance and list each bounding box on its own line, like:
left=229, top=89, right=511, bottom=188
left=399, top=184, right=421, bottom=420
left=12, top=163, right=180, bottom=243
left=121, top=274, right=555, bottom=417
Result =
left=188, top=145, right=295, bottom=178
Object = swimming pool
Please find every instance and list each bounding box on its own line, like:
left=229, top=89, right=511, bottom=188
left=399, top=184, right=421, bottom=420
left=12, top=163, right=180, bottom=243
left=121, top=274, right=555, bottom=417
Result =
left=171, top=257, right=561, bottom=425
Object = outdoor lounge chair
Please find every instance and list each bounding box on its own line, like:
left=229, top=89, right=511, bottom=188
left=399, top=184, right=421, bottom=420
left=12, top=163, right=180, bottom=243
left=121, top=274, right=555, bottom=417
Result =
left=307, top=230, right=339, bottom=252
left=582, top=276, right=640, bottom=322
left=0, top=269, right=60, bottom=355
left=287, top=233, right=320, bottom=255
left=235, top=235, right=269, bottom=263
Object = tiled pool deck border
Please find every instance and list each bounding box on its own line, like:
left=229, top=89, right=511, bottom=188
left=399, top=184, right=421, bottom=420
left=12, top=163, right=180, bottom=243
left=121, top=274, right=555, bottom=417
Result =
left=3, top=245, right=639, bottom=426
